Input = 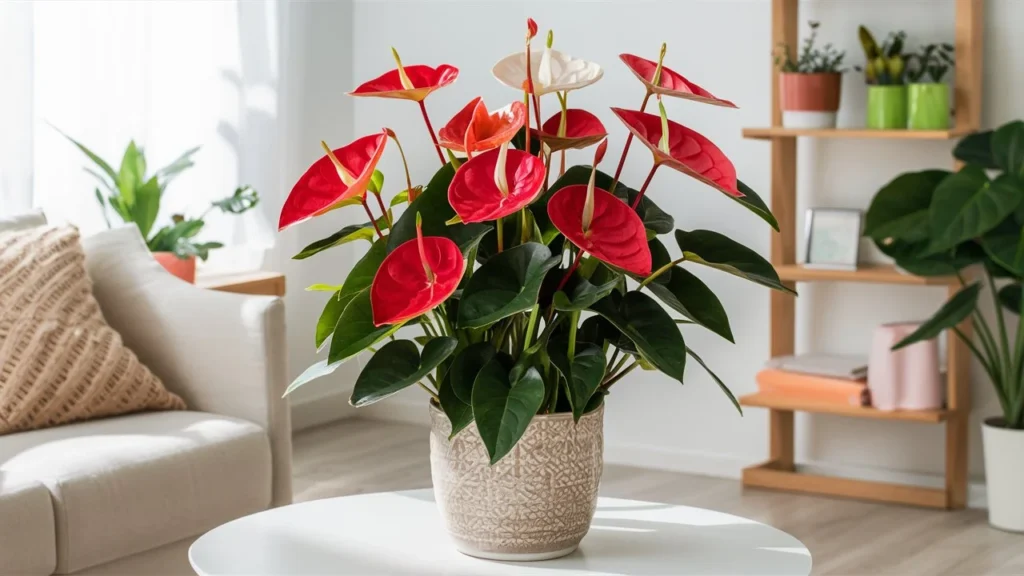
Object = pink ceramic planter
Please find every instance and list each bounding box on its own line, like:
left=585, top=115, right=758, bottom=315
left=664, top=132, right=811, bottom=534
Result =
left=867, top=322, right=943, bottom=411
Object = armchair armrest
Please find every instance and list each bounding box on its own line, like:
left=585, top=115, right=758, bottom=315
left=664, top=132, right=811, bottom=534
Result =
left=82, top=226, right=292, bottom=506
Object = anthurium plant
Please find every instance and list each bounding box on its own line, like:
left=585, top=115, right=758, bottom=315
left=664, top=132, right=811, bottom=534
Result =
left=864, top=120, right=1024, bottom=430
left=281, top=20, right=789, bottom=464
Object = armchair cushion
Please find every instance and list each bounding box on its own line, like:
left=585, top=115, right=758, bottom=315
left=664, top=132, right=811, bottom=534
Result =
left=0, top=472, right=56, bottom=576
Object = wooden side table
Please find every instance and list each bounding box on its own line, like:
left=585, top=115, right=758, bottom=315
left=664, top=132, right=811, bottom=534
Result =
left=196, top=271, right=286, bottom=297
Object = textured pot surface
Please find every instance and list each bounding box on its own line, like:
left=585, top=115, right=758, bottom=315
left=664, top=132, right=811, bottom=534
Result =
left=429, top=403, right=604, bottom=561
left=983, top=418, right=1024, bottom=532
left=153, top=252, right=196, bottom=283
left=779, top=72, right=842, bottom=112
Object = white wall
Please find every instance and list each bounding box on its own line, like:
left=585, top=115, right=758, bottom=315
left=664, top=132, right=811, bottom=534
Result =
left=287, top=0, right=1023, bottom=488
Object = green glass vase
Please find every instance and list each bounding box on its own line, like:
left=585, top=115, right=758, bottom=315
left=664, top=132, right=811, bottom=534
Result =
left=907, top=83, right=950, bottom=130
left=866, top=85, right=908, bottom=129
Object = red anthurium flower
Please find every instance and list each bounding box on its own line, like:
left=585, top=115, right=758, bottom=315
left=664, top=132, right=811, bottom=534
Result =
left=349, top=50, right=458, bottom=102
left=448, top=143, right=546, bottom=223
left=437, top=97, right=526, bottom=156
left=279, top=131, right=388, bottom=231
left=620, top=54, right=737, bottom=108
left=548, top=141, right=651, bottom=277
left=534, top=109, right=607, bottom=152
left=610, top=107, right=741, bottom=199
left=371, top=216, right=465, bottom=327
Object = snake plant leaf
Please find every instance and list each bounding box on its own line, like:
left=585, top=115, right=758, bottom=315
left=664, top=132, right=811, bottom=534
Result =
left=350, top=337, right=458, bottom=407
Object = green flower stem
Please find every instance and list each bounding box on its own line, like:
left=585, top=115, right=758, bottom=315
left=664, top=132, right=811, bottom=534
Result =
left=954, top=326, right=998, bottom=387
left=607, top=348, right=621, bottom=375
left=603, top=362, right=638, bottom=389
left=557, top=91, right=568, bottom=177
left=608, top=351, right=630, bottom=377
left=360, top=197, right=385, bottom=239
left=418, top=381, right=440, bottom=404
left=986, top=271, right=1013, bottom=379
left=568, top=311, right=580, bottom=360
left=420, top=317, right=437, bottom=339
left=497, top=216, right=504, bottom=253
left=523, top=304, right=540, bottom=350
left=492, top=320, right=513, bottom=352
left=639, top=256, right=686, bottom=288
left=520, top=209, right=529, bottom=245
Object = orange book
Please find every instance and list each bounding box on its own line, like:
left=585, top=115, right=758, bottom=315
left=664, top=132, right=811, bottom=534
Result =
left=756, top=369, right=868, bottom=406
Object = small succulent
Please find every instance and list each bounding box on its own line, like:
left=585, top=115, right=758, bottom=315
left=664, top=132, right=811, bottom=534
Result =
left=855, top=26, right=907, bottom=85
left=905, top=43, right=955, bottom=83
left=774, top=21, right=847, bottom=74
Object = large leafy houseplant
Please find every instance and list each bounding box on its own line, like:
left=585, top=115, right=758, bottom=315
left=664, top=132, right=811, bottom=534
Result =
left=60, top=133, right=260, bottom=260
left=864, top=120, right=1024, bottom=430
left=280, top=22, right=789, bottom=467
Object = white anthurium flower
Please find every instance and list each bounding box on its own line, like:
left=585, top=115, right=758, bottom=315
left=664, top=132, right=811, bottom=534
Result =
left=492, top=49, right=603, bottom=96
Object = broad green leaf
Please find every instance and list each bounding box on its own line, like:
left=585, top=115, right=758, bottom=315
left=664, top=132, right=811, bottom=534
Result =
left=154, top=146, right=200, bottom=190
left=675, top=229, right=793, bottom=294
left=646, top=266, right=734, bottom=342
left=953, top=130, right=997, bottom=169
left=316, top=290, right=350, bottom=350
left=992, top=120, right=1024, bottom=178
left=132, top=177, right=161, bottom=239
left=647, top=238, right=672, bottom=286
left=368, top=170, right=384, bottom=195
left=864, top=170, right=949, bottom=243
left=55, top=127, right=119, bottom=185
left=590, top=291, right=686, bottom=381
left=552, top=268, right=619, bottom=312
left=212, top=186, right=260, bottom=214
left=735, top=179, right=780, bottom=231
left=472, top=354, right=546, bottom=464
left=686, top=348, right=741, bottom=414
left=293, top=223, right=376, bottom=260
left=892, top=283, right=981, bottom=350
left=548, top=344, right=607, bottom=422
left=316, top=240, right=388, bottom=350
left=458, top=243, right=560, bottom=328
left=999, top=283, right=1021, bottom=314
left=439, top=370, right=473, bottom=439
left=350, top=338, right=457, bottom=407
left=386, top=162, right=491, bottom=255
left=284, top=359, right=346, bottom=397
left=328, top=290, right=404, bottom=364
left=981, top=221, right=1024, bottom=277
left=118, top=141, right=141, bottom=206
left=449, top=342, right=496, bottom=404
left=306, top=283, right=343, bottom=292
left=390, top=188, right=411, bottom=207
left=928, top=167, right=1020, bottom=254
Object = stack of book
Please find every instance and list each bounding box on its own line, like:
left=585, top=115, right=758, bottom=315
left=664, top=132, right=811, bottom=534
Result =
left=757, top=354, right=869, bottom=406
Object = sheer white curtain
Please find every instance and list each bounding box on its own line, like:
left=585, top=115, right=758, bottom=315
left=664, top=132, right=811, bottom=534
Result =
left=1, top=0, right=279, bottom=271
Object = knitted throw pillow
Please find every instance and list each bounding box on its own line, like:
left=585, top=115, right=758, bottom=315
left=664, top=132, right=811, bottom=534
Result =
left=0, top=225, right=185, bottom=434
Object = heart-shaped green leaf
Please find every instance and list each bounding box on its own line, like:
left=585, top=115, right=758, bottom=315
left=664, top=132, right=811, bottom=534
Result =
left=928, top=167, right=1021, bottom=254
left=647, top=238, right=673, bottom=286
left=449, top=342, right=496, bottom=404
left=293, top=223, right=377, bottom=260
left=590, top=291, right=686, bottom=381
left=999, top=283, right=1022, bottom=314
left=315, top=240, right=387, bottom=349
left=646, top=266, right=733, bottom=342
left=552, top=267, right=619, bottom=312
left=368, top=170, right=384, bottom=195
left=284, top=359, right=347, bottom=397
left=328, top=290, right=404, bottom=364
left=438, top=370, right=473, bottom=439
left=864, top=170, right=949, bottom=243
left=316, top=290, right=352, bottom=351
left=981, top=221, right=1024, bottom=277
left=549, top=344, right=607, bottom=422
left=675, top=229, right=794, bottom=294
left=686, top=347, right=741, bottom=414
left=953, top=130, right=997, bottom=169
left=735, top=179, right=779, bottom=231
left=472, top=354, right=546, bottom=464
left=350, top=338, right=457, bottom=407
left=893, top=283, right=981, bottom=350
left=458, top=242, right=561, bottom=328
left=992, top=120, right=1024, bottom=178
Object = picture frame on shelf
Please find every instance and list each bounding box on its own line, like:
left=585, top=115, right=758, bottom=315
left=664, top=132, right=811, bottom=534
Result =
left=804, top=208, right=862, bottom=270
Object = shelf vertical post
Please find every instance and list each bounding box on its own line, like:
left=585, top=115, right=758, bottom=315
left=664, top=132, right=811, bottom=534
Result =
left=768, top=0, right=799, bottom=471
left=953, top=0, right=983, bottom=133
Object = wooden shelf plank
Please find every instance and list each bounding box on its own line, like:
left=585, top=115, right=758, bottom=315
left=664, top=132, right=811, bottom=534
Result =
left=742, top=460, right=949, bottom=509
left=775, top=264, right=958, bottom=286
left=196, top=271, right=286, bottom=297
left=743, top=127, right=973, bottom=140
left=739, top=393, right=949, bottom=423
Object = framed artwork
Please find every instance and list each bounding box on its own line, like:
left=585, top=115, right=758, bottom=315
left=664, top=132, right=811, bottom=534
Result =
left=804, top=208, right=862, bottom=270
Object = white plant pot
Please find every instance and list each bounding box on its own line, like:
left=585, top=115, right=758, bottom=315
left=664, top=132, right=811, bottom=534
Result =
left=782, top=111, right=838, bottom=129
left=982, top=418, right=1024, bottom=532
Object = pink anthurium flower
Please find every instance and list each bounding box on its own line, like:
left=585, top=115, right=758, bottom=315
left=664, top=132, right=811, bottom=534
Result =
left=548, top=140, right=652, bottom=278
left=610, top=106, right=741, bottom=204
left=492, top=48, right=603, bottom=96
left=534, top=109, right=607, bottom=152
left=448, top=142, right=546, bottom=223
left=371, top=214, right=465, bottom=327
left=349, top=49, right=459, bottom=102
left=437, top=97, right=526, bottom=156
left=279, top=130, right=388, bottom=231
left=619, top=53, right=737, bottom=108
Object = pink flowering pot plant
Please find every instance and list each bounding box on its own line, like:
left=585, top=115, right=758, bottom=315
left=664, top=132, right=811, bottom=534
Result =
left=280, top=20, right=789, bottom=561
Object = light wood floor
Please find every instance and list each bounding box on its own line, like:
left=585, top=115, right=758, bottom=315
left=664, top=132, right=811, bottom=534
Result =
left=293, top=418, right=1024, bottom=575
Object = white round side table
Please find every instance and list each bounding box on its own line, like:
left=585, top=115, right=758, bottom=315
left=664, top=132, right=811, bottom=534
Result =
left=189, top=489, right=811, bottom=575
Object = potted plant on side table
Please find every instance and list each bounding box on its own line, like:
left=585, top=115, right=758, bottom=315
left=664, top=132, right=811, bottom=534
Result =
left=60, top=134, right=260, bottom=283
left=857, top=26, right=908, bottom=129
left=905, top=43, right=955, bottom=130
left=280, top=19, right=790, bottom=561
left=863, top=120, right=1024, bottom=532
left=775, top=20, right=846, bottom=129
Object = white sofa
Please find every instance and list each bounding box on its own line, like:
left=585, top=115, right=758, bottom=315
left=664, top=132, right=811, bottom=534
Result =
left=0, top=224, right=292, bottom=575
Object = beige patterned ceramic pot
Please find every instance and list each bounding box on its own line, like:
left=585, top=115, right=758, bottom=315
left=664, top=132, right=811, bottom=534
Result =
left=429, top=403, right=604, bottom=561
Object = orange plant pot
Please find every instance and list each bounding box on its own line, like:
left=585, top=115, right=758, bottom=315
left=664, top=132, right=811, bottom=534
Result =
left=153, top=252, right=197, bottom=283
left=779, top=72, right=842, bottom=129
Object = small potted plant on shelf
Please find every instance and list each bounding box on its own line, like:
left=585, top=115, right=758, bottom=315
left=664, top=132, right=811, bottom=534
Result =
left=60, top=134, right=260, bottom=283
left=774, top=20, right=846, bottom=129
left=857, top=26, right=908, bottom=129
left=280, top=19, right=789, bottom=560
left=863, top=120, right=1024, bottom=532
left=905, top=43, right=955, bottom=130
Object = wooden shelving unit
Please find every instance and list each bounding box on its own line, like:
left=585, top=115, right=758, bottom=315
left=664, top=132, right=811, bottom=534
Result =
left=740, top=0, right=983, bottom=510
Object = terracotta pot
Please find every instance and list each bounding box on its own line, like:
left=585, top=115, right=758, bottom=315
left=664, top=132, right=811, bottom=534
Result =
left=983, top=418, right=1024, bottom=532
left=429, top=402, right=604, bottom=561
left=153, top=252, right=196, bottom=283
left=779, top=72, right=842, bottom=129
